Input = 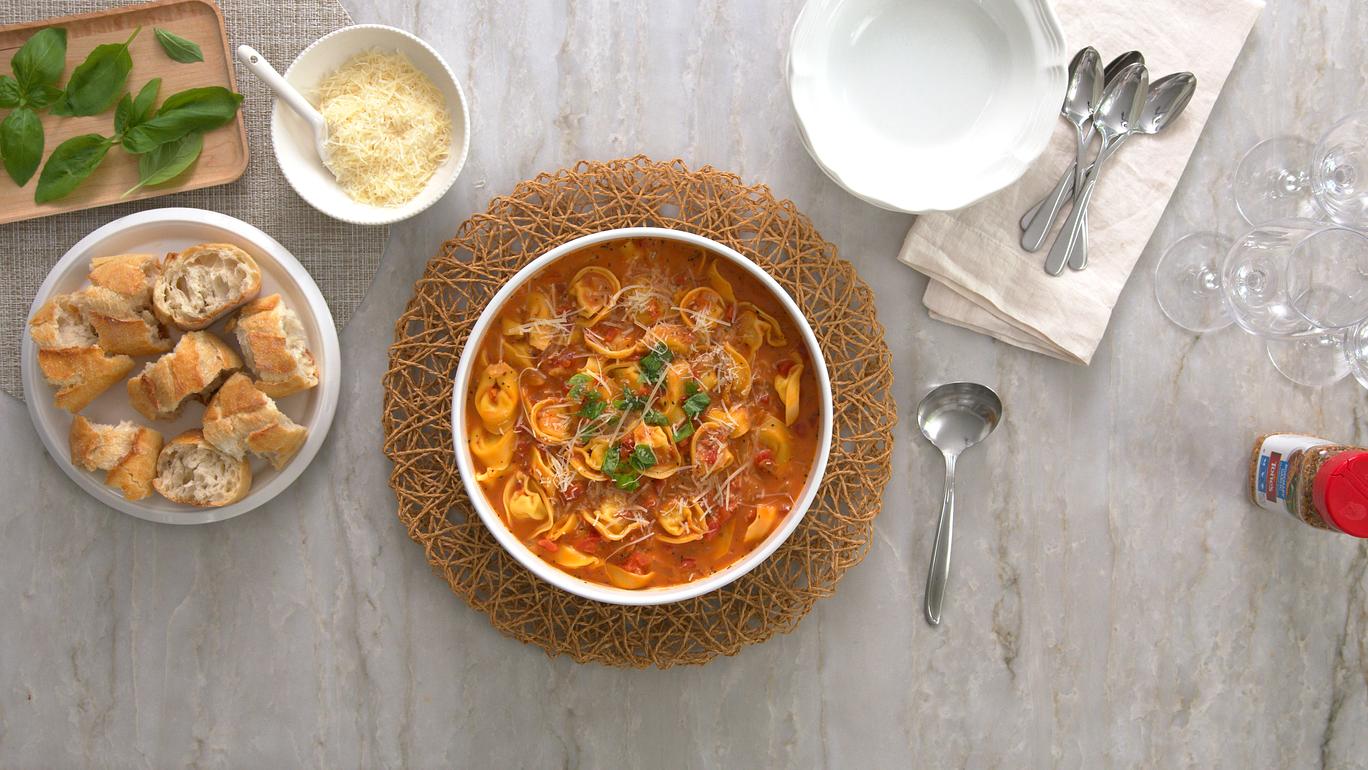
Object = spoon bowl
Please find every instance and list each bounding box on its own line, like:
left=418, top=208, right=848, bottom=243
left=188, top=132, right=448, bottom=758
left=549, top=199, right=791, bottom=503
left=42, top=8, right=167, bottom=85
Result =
left=1138, top=72, right=1197, bottom=135
left=917, top=382, right=1003, bottom=625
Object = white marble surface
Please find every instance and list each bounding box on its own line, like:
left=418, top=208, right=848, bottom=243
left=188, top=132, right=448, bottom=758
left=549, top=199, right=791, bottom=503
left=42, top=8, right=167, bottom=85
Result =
left=3, top=1, right=1367, bottom=767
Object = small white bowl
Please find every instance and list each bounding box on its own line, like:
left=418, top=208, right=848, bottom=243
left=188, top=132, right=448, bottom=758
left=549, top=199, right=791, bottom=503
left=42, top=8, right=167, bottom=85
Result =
left=22, top=208, right=342, bottom=525
left=788, top=0, right=1067, bottom=213
left=269, top=25, right=471, bottom=226
left=450, top=228, right=835, bottom=606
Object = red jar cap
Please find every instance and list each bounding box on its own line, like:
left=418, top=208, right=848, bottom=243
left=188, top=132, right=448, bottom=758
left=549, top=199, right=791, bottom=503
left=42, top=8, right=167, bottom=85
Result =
left=1312, top=451, right=1368, bottom=538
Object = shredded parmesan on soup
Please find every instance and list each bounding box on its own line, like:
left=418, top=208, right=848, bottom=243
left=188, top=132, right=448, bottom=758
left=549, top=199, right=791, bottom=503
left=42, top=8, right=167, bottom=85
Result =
left=315, top=49, right=451, bottom=207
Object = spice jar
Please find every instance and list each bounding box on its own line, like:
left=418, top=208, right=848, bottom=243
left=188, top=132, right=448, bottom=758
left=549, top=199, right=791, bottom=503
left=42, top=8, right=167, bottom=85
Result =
left=1249, top=434, right=1368, bottom=538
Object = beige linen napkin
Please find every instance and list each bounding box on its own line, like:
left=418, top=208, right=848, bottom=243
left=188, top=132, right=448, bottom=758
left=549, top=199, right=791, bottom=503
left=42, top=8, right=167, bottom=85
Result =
left=897, top=0, right=1264, bottom=364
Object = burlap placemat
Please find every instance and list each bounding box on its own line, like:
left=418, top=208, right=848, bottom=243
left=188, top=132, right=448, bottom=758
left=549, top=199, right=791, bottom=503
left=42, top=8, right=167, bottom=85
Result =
left=0, top=0, right=386, bottom=401
left=382, top=157, right=896, bottom=668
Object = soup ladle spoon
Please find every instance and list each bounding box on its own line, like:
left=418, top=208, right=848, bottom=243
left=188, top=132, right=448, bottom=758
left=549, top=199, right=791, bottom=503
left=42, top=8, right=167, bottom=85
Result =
left=917, top=382, right=1003, bottom=626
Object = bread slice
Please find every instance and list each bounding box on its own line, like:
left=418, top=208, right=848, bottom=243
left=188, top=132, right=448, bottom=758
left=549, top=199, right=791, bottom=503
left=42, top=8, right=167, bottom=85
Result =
left=29, top=295, right=133, bottom=412
left=203, top=372, right=308, bottom=469
left=75, top=254, right=172, bottom=355
left=152, top=243, right=262, bottom=331
left=127, top=331, right=242, bottom=420
left=69, top=416, right=163, bottom=501
left=28, top=294, right=99, bottom=349
left=227, top=294, right=319, bottom=397
left=70, top=286, right=171, bottom=356
left=153, top=429, right=252, bottom=507
left=88, top=253, right=160, bottom=307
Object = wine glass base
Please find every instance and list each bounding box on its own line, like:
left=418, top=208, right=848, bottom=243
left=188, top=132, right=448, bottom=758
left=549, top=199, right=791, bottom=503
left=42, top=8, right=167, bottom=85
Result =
left=1265, top=334, right=1350, bottom=388
left=1154, top=232, right=1234, bottom=332
left=1234, top=136, right=1320, bottom=226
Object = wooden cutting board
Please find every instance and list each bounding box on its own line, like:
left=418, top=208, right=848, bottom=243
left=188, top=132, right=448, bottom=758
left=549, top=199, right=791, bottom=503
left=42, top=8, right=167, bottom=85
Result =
left=0, top=0, right=248, bottom=225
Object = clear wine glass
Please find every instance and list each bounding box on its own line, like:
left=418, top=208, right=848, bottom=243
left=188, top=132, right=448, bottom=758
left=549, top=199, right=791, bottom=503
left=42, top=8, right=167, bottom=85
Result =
left=1233, top=112, right=1368, bottom=227
left=1265, top=333, right=1351, bottom=388
left=1153, top=231, right=1234, bottom=332
left=1223, top=220, right=1368, bottom=338
left=1233, top=137, right=1319, bottom=226
left=1311, top=111, right=1368, bottom=227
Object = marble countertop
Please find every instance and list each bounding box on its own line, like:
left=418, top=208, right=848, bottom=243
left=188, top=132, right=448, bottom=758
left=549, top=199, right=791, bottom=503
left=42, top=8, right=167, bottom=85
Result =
left=3, top=0, right=1366, bottom=767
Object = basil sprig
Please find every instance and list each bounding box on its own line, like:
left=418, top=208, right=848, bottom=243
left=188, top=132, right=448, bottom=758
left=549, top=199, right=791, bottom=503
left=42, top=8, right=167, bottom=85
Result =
left=121, top=87, right=243, bottom=153
left=35, top=134, right=114, bottom=203
left=0, top=28, right=66, bottom=185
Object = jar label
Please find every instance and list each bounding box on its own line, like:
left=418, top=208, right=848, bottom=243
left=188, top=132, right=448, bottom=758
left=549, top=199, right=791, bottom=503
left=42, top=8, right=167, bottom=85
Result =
left=1254, top=434, right=1331, bottom=518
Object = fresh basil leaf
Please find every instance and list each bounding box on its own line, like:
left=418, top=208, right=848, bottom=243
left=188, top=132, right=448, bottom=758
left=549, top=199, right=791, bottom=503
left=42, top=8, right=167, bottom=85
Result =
left=54, top=28, right=139, bottom=117
left=11, top=28, right=66, bottom=91
left=638, top=343, right=673, bottom=385
left=577, top=392, right=606, bottom=420
left=153, top=28, right=204, bottom=63
left=35, top=134, right=112, bottom=203
left=684, top=379, right=701, bottom=397
left=672, top=422, right=695, bottom=443
left=682, top=390, right=711, bottom=418
left=0, top=107, right=43, bottom=186
left=114, top=93, right=134, bottom=136
left=600, top=447, right=620, bottom=476
left=643, top=409, right=669, bottom=426
left=613, top=474, right=640, bottom=492
left=23, top=82, right=62, bottom=109
left=629, top=444, right=657, bottom=471
left=121, top=86, right=242, bottom=153
left=613, top=390, right=647, bottom=412
left=566, top=373, right=593, bottom=400
left=125, top=132, right=201, bottom=196
left=132, top=78, right=161, bottom=123
left=0, top=76, right=19, bottom=108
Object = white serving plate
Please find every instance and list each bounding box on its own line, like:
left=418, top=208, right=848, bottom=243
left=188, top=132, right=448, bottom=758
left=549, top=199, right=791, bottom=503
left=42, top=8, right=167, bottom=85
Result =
left=451, top=228, right=835, bottom=606
left=21, top=208, right=342, bottom=525
left=788, top=0, right=1068, bottom=213
left=270, top=24, right=471, bottom=226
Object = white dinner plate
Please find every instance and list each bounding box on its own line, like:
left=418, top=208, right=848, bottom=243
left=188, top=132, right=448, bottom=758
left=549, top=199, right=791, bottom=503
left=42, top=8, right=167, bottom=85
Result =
left=787, top=0, right=1068, bottom=213
left=21, top=208, right=342, bottom=525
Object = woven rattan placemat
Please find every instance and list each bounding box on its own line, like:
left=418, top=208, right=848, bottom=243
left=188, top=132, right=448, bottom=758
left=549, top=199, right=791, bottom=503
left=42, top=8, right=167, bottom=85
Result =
left=0, top=0, right=386, bottom=401
left=383, top=157, right=896, bottom=668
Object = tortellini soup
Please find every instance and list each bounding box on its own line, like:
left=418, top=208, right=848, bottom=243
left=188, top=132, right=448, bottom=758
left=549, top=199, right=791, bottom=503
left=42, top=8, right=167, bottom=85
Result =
left=465, top=237, right=821, bottom=590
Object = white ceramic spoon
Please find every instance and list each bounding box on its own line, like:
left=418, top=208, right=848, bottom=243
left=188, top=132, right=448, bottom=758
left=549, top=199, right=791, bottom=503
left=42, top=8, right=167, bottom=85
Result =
left=235, top=44, right=336, bottom=176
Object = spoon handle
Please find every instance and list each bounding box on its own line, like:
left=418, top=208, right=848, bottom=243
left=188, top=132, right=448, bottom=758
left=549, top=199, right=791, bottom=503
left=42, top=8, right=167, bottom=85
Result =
left=1019, top=162, right=1075, bottom=251
left=1045, top=135, right=1124, bottom=275
left=236, top=45, right=327, bottom=134
left=925, top=452, right=957, bottom=626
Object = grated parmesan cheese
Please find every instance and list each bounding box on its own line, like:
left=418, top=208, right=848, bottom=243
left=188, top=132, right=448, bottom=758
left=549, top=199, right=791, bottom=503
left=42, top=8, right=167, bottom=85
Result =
left=315, top=49, right=452, bottom=207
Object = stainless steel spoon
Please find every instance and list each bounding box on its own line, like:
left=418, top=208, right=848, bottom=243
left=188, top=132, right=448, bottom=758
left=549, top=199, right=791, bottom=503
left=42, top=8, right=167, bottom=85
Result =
left=918, top=382, right=1003, bottom=626
left=1018, top=47, right=1101, bottom=252
left=1019, top=51, right=1145, bottom=237
left=1065, top=71, right=1196, bottom=271
left=1044, top=63, right=1148, bottom=276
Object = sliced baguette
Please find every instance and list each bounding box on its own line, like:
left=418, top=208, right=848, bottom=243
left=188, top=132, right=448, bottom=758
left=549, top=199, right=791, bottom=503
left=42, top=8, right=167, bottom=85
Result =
left=227, top=294, right=319, bottom=397
left=29, top=296, right=133, bottom=413
left=153, top=430, right=252, bottom=507
left=70, top=286, right=171, bottom=356
left=127, top=331, right=242, bottom=421
left=152, top=243, right=262, bottom=331
left=69, top=416, right=163, bottom=501
left=77, top=254, right=171, bottom=355
left=203, top=373, right=308, bottom=470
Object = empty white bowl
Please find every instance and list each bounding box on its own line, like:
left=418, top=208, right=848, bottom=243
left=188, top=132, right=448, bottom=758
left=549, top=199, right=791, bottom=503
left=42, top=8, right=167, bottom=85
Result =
left=269, top=25, right=471, bottom=226
left=788, top=0, right=1067, bottom=213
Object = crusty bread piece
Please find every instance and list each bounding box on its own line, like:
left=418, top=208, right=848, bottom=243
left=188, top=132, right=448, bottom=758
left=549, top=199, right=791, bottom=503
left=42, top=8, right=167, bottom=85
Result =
left=29, top=296, right=133, bottom=413
left=70, top=286, right=171, bottom=356
left=69, top=415, right=163, bottom=501
left=153, top=429, right=252, bottom=507
left=88, top=253, right=160, bottom=307
left=127, top=331, right=242, bottom=421
left=153, top=243, right=262, bottom=331
left=36, top=348, right=135, bottom=413
left=227, top=294, right=319, bottom=397
left=75, top=254, right=171, bottom=355
left=28, top=294, right=98, bottom=349
left=203, top=373, right=308, bottom=470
